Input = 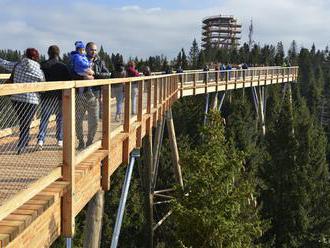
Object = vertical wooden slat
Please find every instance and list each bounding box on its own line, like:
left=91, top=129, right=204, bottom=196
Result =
left=101, top=85, right=111, bottom=191
left=215, top=71, right=219, bottom=93
left=205, top=71, right=208, bottom=94
left=138, top=80, right=144, bottom=122
left=234, top=70, right=237, bottom=89
left=62, top=88, right=76, bottom=237
left=147, top=79, right=152, bottom=114
left=153, top=79, right=158, bottom=126
left=193, top=73, right=197, bottom=95
left=137, top=80, right=144, bottom=147
left=124, top=82, right=131, bottom=133
left=180, top=74, right=183, bottom=98
left=123, top=82, right=131, bottom=163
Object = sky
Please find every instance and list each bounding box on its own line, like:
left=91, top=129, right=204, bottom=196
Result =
left=0, top=0, right=329, bottom=59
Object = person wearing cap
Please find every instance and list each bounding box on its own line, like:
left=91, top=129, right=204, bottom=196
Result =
left=70, top=41, right=94, bottom=79
left=36, top=45, right=72, bottom=150
left=74, top=42, right=111, bottom=150
left=9, top=48, right=45, bottom=154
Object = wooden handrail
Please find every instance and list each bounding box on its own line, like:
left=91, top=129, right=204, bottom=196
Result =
left=0, top=66, right=299, bottom=97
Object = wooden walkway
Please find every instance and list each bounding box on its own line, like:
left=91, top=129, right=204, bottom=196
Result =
left=0, top=67, right=298, bottom=247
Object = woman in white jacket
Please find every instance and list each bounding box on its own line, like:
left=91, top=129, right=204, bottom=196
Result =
left=9, top=48, right=45, bottom=154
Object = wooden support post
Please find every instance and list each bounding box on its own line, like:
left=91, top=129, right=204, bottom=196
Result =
left=234, top=70, right=237, bottom=89
left=62, top=88, right=76, bottom=237
left=137, top=80, right=144, bottom=147
left=193, top=73, right=197, bottom=95
left=147, top=79, right=152, bottom=114
left=166, top=108, right=184, bottom=189
left=158, top=78, right=163, bottom=120
left=152, top=118, right=165, bottom=191
left=123, top=82, right=131, bottom=163
left=153, top=79, right=158, bottom=126
left=83, top=190, right=105, bottom=248
left=205, top=72, right=208, bottom=94
left=142, top=135, right=154, bottom=248
left=101, top=85, right=111, bottom=190
left=215, top=71, right=219, bottom=92
left=180, top=74, right=183, bottom=98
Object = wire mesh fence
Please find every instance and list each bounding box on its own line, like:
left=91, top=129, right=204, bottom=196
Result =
left=0, top=90, right=63, bottom=206
left=75, top=88, right=103, bottom=153
left=111, top=83, right=124, bottom=132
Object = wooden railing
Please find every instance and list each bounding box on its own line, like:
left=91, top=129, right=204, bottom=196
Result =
left=0, top=66, right=298, bottom=245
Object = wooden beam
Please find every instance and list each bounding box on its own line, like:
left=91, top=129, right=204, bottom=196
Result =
left=142, top=135, right=154, bottom=248
left=62, top=88, right=76, bottom=237
left=137, top=80, right=144, bottom=147
left=101, top=85, right=111, bottom=191
left=166, top=108, right=184, bottom=189
left=123, top=82, right=131, bottom=163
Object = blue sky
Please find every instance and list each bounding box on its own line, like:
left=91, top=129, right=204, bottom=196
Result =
left=1, top=0, right=329, bottom=59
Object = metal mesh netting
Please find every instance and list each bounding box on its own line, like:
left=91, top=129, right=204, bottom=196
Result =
left=111, top=83, right=124, bottom=132
left=0, top=91, right=63, bottom=206
left=75, top=89, right=103, bottom=153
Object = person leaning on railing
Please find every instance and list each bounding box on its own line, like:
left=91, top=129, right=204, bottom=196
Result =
left=36, top=45, right=72, bottom=150
left=9, top=48, right=45, bottom=154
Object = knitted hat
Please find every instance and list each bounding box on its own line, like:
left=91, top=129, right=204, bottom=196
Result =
left=25, top=48, right=40, bottom=61
left=75, top=41, right=85, bottom=49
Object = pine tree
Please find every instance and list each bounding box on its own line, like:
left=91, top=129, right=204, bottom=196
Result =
left=288, top=40, right=298, bottom=65
left=189, top=39, right=199, bottom=69
left=181, top=48, right=188, bottom=70
left=275, top=42, right=285, bottom=66
left=176, top=50, right=182, bottom=69
left=197, top=50, right=206, bottom=68
left=261, top=92, right=330, bottom=247
left=172, top=111, right=264, bottom=247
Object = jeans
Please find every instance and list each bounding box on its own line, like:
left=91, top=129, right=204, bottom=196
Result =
left=76, top=91, right=99, bottom=145
left=131, top=83, right=138, bottom=114
left=12, top=101, right=38, bottom=149
left=112, top=85, right=124, bottom=115
left=37, top=96, right=63, bottom=143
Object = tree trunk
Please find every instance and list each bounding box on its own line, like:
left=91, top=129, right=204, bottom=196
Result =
left=83, top=190, right=105, bottom=248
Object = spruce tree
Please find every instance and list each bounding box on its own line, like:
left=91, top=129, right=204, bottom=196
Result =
left=172, top=111, right=264, bottom=247
left=189, top=39, right=199, bottom=69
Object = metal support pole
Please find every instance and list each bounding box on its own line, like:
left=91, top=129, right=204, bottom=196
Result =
left=211, top=92, right=218, bottom=110
left=259, top=87, right=266, bottom=136
left=251, top=87, right=259, bottom=117
left=111, top=149, right=140, bottom=248
left=203, top=93, right=210, bottom=125
left=152, top=118, right=166, bottom=192
left=66, top=238, right=72, bottom=248
left=218, top=92, right=226, bottom=112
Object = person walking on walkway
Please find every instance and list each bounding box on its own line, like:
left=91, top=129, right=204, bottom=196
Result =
left=36, top=45, right=72, bottom=150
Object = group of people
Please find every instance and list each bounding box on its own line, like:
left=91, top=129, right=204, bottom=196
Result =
left=0, top=41, right=143, bottom=154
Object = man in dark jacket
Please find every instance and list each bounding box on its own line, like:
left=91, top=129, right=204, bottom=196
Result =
left=37, top=45, right=71, bottom=150
left=76, top=42, right=111, bottom=149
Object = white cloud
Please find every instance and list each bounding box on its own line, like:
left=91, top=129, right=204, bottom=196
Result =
left=0, top=0, right=329, bottom=60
